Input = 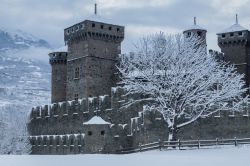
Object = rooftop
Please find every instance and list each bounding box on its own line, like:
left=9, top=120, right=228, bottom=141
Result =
left=83, top=116, right=111, bottom=125
left=184, top=17, right=206, bottom=32
left=217, top=14, right=248, bottom=34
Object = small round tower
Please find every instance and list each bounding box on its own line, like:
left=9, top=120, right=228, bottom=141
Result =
left=49, top=52, right=68, bottom=103
left=183, top=17, right=207, bottom=47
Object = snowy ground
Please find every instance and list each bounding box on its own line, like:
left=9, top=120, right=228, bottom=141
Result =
left=0, top=145, right=250, bottom=166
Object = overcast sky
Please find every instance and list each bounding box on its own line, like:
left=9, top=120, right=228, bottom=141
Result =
left=1, top=0, right=250, bottom=52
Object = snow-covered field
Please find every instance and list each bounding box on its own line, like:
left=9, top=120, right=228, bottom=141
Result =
left=0, top=145, right=249, bottom=166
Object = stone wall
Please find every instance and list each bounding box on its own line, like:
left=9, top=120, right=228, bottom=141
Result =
left=28, top=87, right=167, bottom=154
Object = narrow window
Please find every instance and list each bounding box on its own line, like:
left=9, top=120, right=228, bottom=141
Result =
left=230, top=33, right=234, bottom=37
left=238, top=31, right=243, bottom=36
left=92, top=23, right=95, bottom=28
left=222, top=34, right=226, bottom=38
left=74, top=67, right=80, bottom=79
left=187, top=32, right=191, bottom=38
left=101, top=25, right=104, bottom=29
left=117, top=28, right=120, bottom=32
left=101, top=130, right=105, bottom=135
left=109, top=26, right=112, bottom=30
left=74, top=94, right=79, bottom=101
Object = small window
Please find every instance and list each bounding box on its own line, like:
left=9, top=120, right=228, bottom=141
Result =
left=92, top=23, right=95, bottom=27
left=109, top=27, right=112, bottom=30
left=88, top=131, right=92, bottom=136
left=101, top=130, right=105, bottom=135
left=67, top=30, right=70, bottom=34
left=74, top=67, right=80, bottom=79
left=187, top=32, right=191, bottom=38
left=74, top=94, right=78, bottom=101
left=101, top=25, right=104, bottom=29
left=230, top=33, right=234, bottom=37
left=117, top=28, right=120, bottom=32
left=222, top=34, right=226, bottom=38
left=238, top=32, right=243, bottom=36
left=197, top=31, right=202, bottom=36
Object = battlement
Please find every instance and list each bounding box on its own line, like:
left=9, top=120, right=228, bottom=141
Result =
left=209, top=49, right=224, bottom=61
left=49, top=52, right=68, bottom=65
left=30, top=95, right=112, bottom=121
left=64, top=20, right=124, bottom=44
left=218, top=30, right=250, bottom=47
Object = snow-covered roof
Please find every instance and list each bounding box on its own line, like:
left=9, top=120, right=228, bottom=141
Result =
left=184, top=24, right=206, bottom=32
left=184, top=17, right=206, bottom=32
left=83, top=116, right=111, bottom=125
left=217, top=23, right=248, bottom=34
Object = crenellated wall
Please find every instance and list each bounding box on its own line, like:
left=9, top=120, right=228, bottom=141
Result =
left=28, top=86, right=250, bottom=154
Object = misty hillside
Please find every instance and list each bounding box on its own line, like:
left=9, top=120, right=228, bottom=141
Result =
left=0, top=28, right=53, bottom=153
left=0, top=29, right=50, bottom=52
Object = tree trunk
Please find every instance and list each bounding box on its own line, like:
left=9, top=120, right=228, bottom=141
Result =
left=168, top=125, right=178, bottom=141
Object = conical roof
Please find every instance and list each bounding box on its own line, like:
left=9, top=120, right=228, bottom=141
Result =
left=218, top=23, right=248, bottom=34
left=183, top=17, right=206, bottom=32
left=217, top=14, right=248, bottom=34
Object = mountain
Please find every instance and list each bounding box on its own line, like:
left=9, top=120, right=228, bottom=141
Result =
left=0, top=29, right=52, bottom=154
left=0, top=29, right=50, bottom=52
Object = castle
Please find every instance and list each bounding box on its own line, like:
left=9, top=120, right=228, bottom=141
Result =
left=28, top=8, right=250, bottom=154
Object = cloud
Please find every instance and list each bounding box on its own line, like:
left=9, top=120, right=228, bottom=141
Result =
left=0, top=0, right=250, bottom=53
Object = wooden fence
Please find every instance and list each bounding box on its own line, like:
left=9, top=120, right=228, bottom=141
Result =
left=116, top=137, right=250, bottom=154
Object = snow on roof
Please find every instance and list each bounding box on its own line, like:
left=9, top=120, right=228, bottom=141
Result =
left=218, top=23, right=248, bottom=34
left=83, top=116, right=111, bottom=125
left=184, top=24, right=206, bottom=32
left=184, top=17, right=206, bottom=32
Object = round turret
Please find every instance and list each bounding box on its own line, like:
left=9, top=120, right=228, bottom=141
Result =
left=183, top=17, right=207, bottom=42
left=49, top=52, right=68, bottom=103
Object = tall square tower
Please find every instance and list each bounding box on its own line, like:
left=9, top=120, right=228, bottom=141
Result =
left=217, top=15, right=250, bottom=87
left=64, top=19, right=124, bottom=100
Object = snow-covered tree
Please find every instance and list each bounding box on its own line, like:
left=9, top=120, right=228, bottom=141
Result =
left=0, top=104, right=31, bottom=154
left=118, top=33, right=249, bottom=141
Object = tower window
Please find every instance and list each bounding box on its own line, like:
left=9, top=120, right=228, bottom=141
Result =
left=222, top=34, right=226, bottom=38
left=238, top=32, right=243, bottom=36
left=74, top=94, right=78, bottom=101
left=197, top=31, right=202, bottom=36
left=109, top=27, right=112, bottom=31
left=74, top=67, right=80, bottom=79
left=101, top=25, right=104, bottom=29
left=230, top=33, right=234, bottom=37
left=92, top=23, right=95, bottom=28
left=88, top=131, right=92, bottom=136
left=101, top=130, right=105, bottom=135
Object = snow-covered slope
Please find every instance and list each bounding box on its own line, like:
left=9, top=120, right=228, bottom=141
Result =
left=0, top=29, right=52, bottom=154
left=0, top=145, right=249, bottom=165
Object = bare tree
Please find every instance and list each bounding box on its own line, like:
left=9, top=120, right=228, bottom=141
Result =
left=118, top=33, right=249, bottom=141
left=0, top=104, right=31, bottom=154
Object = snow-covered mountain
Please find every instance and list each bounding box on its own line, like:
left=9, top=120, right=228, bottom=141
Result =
left=0, top=29, right=50, bottom=52
left=0, top=29, right=52, bottom=154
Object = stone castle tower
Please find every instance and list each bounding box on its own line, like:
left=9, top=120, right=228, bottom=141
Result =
left=217, top=14, right=250, bottom=87
left=183, top=17, right=207, bottom=48
left=49, top=5, right=124, bottom=103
